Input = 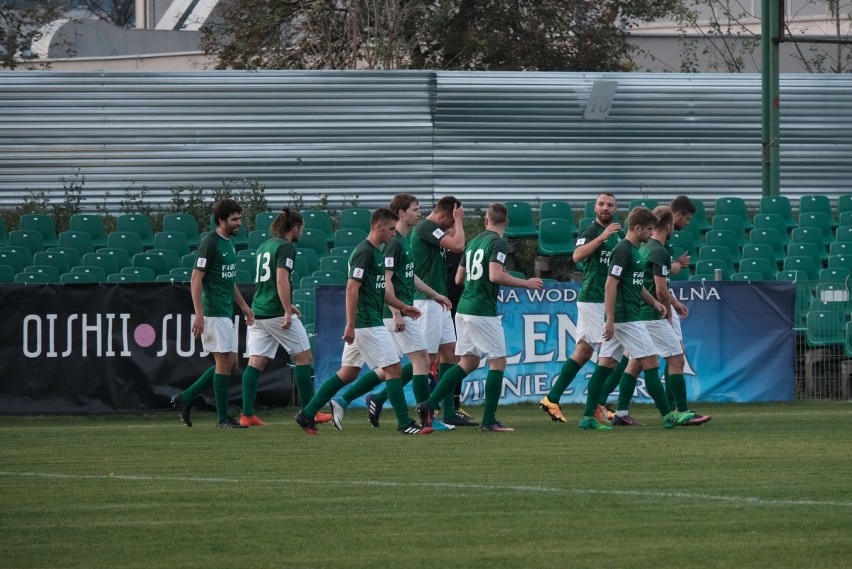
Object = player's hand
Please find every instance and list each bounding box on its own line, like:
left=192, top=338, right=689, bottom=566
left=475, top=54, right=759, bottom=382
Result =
left=675, top=302, right=689, bottom=319
left=526, top=278, right=544, bottom=290
left=434, top=294, right=452, bottom=311
left=602, top=321, right=614, bottom=341
left=452, top=203, right=465, bottom=224
left=393, top=313, right=406, bottom=333
left=342, top=324, right=355, bottom=345
left=192, top=314, right=204, bottom=337
left=401, top=305, right=421, bottom=319
left=281, top=312, right=292, bottom=329
left=242, top=306, right=255, bottom=326
left=655, top=302, right=667, bottom=318
left=603, top=223, right=621, bottom=238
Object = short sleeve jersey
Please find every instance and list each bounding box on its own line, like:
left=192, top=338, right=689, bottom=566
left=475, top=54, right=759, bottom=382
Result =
left=638, top=238, right=671, bottom=321
left=348, top=239, right=387, bottom=328
left=382, top=232, right=415, bottom=319
left=194, top=231, right=237, bottom=317
left=576, top=222, right=624, bottom=303
left=457, top=230, right=509, bottom=317
left=251, top=236, right=296, bottom=318
left=607, top=238, right=645, bottom=323
left=410, top=218, right=448, bottom=299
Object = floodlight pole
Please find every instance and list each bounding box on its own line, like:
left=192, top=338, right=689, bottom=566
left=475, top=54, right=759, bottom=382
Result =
left=761, top=0, right=781, bottom=197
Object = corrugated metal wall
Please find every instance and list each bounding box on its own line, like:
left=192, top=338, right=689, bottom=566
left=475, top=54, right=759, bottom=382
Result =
left=1, top=70, right=850, bottom=214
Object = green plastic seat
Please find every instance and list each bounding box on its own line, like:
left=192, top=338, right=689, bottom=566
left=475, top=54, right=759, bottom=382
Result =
left=806, top=310, right=845, bottom=348
left=731, top=271, right=762, bottom=281
left=60, top=272, right=98, bottom=284
left=96, top=247, right=132, bottom=271
left=797, top=212, right=834, bottom=246
left=334, top=228, right=367, bottom=248
left=741, top=244, right=777, bottom=269
left=162, top=213, right=201, bottom=249
left=669, top=231, right=698, bottom=267
left=153, top=231, right=191, bottom=256
left=711, top=215, right=748, bottom=247
left=694, top=259, right=731, bottom=281
left=749, top=227, right=786, bottom=265
left=121, top=265, right=157, bottom=282
left=737, top=258, right=775, bottom=280
left=107, top=272, right=142, bottom=283
left=759, top=195, right=797, bottom=231
left=698, top=246, right=734, bottom=272
left=131, top=253, right=168, bottom=277
left=0, top=249, right=24, bottom=273
left=49, top=245, right=83, bottom=268
left=319, top=255, right=348, bottom=273
left=32, top=251, right=70, bottom=275
left=9, top=230, right=45, bottom=255
left=538, top=219, right=576, bottom=256
left=799, top=195, right=837, bottom=229
left=682, top=198, right=712, bottom=240
left=254, top=211, right=278, bottom=233
left=715, top=197, right=753, bottom=231
left=69, top=214, right=108, bottom=249
left=704, top=229, right=741, bottom=266
left=58, top=230, right=95, bottom=256
left=71, top=265, right=107, bottom=282
left=790, top=227, right=828, bottom=263
left=338, top=208, right=372, bottom=234
left=116, top=214, right=155, bottom=250
left=303, top=210, right=336, bottom=247
left=783, top=256, right=819, bottom=283
left=24, top=264, right=60, bottom=283
left=295, top=248, right=320, bottom=274
left=247, top=230, right=269, bottom=252
left=828, top=254, right=852, bottom=273
left=312, top=269, right=347, bottom=284
left=107, top=231, right=145, bottom=256
left=0, top=264, right=16, bottom=283
left=299, top=228, right=330, bottom=257
left=19, top=214, right=57, bottom=248
left=15, top=271, right=52, bottom=284
left=504, top=201, right=538, bottom=240
left=838, top=193, right=852, bottom=216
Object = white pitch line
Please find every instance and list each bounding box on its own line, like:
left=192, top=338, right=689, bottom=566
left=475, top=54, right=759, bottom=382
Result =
left=2, top=471, right=851, bottom=509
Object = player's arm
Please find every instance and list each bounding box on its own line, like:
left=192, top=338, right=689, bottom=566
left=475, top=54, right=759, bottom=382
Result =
left=343, top=277, right=361, bottom=344
left=233, top=284, right=254, bottom=326
left=602, top=275, right=618, bottom=341
left=190, top=267, right=205, bottom=336
left=383, top=273, right=420, bottom=319
left=414, top=274, right=451, bottom=310
left=438, top=204, right=466, bottom=253
left=653, top=274, right=674, bottom=322
left=489, top=263, right=543, bottom=290
left=385, top=268, right=406, bottom=331
left=641, top=286, right=666, bottom=318
left=277, top=267, right=297, bottom=328
left=573, top=223, right=621, bottom=263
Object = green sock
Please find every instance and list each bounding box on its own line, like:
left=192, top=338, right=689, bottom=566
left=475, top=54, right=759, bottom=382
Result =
left=295, top=364, right=314, bottom=408
left=384, top=377, right=411, bottom=428
left=338, top=369, right=381, bottom=407
left=616, top=372, right=638, bottom=412
left=481, top=369, right=504, bottom=426
left=427, top=365, right=468, bottom=410
left=548, top=358, right=582, bottom=403
left=582, top=364, right=613, bottom=418
left=303, top=374, right=345, bottom=418
left=642, top=367, right=671, bottom=416
left=439, top=363, right=456, bottom=421
left=412, top=374, right=430, bottom=403
left=667, top=373, right=688, bottom=412
left=375, top=362, right=416, bottom=406
left=181, top=365, right=215, bottom=403
left=241, top=365, right=261, bottom=415
left=599, top=355, right=629, bottom=406
left=663, top=363, right=676, bottom=409
left=213, top=373, right=230, bottom=423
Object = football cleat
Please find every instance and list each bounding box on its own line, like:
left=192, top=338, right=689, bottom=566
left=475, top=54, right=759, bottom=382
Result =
left=365, top=393, right=383, bottom=428
left=662, top=410, right=695, bottom=429
left=398, top=421, right=434, bottom=435
left=238, top=414, right=268, bottom=427
left=579, top=416, right=613, bottom=430
left=171, top=393, right=193, bottom=428
left=217, top=416, right=248, bottom=429
left=415, top=402, right=433, bottom=428
left=612, top=414, right=642, bottom=427
left=539, top=396, right=567, bottom=423
left=329, top=399, right=345, bottom=431
left=294, top=411, right=319, bottom=435
left=481, top=421, right=514, bottom=432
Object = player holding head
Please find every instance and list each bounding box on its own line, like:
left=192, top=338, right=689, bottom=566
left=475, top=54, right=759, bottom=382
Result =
left=416, top=203, right=543, bottom=432
left=171, top=198, right=254, bottom=429
left=294, top=208, right=430, bottom=435
left=238, top=208, right=331, bottom=427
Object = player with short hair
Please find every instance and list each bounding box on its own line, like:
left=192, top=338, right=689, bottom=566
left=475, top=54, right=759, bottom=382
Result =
left=294, top=208, right=431, bottom=435
left=329, top=194, right=452, bottom=430
left=171, top=198, right=254, bottom=429
left=416, top=203, right=543, bottom=432
left=539, top=192, right=627, bottom=424
left=237, top=208, right=331, bottom=427
left=578, top=206, right=694, bottom=430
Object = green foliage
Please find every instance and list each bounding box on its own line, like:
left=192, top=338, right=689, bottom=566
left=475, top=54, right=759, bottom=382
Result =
left=0, top=0, right=64, bottom=70
left=214, top=178, right=269, bottom=231
left=1, top=403, right=851, bottom=568
left=52, top=169, right=85, bottom=232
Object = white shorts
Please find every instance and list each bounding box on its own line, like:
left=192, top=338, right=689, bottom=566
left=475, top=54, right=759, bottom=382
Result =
left=599, top=321, right=657, bottom=360
left=414, top=299, right=456, bottom=353
left=200, top=316, right=238, bottom=353
left=246, top=316, right=311, bottom=358
left=575, top=302, right=605, bottom=347
left=644, top=319, right=684, bottom=358
left=383, top=316, right=427, bottom=355
left=341, top=326, right=401, bottom=370
left=454, top=313, right=506, bottom=359
left=670, top=310, right=683, bottom=341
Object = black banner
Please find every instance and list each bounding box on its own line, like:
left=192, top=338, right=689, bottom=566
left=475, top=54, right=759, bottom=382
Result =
left=0, top=283, right=294, bottom=414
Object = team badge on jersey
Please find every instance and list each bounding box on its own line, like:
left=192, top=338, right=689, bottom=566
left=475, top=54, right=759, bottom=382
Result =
left=432, top=228, right=445, bottom=239
left=662, top=265, right=669, bottom=276
left=496, top=251, right=506, bottom=264
left=576, top=237, right=587, bottom=245
left=196, top=257, right=207, bottom=268
left=611, top=264, right=623, bottom=276
left=352, top=267, right=364, bottom=279
left=285, top=258, right=294, bottom=269
left=385, top=257, right=394, bottom=268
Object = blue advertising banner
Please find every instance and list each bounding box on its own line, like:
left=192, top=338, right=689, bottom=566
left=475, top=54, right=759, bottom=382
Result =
left=315, top=281, right=796, bottom=407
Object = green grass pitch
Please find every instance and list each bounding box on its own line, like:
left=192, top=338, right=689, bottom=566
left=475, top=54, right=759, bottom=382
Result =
left=1, top=402, right=851, bottom=569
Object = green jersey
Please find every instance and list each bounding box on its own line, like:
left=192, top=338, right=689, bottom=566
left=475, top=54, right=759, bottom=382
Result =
left=251, top=236, right=296, bottom=318
left=411, top=219, right=448, bottom=299
left=382, top=232, right=415, bottom=319
left=348, top=240, right=387, bottom=328
left=638, top=238, right=671, bottom=321
left=576, top=222, right=623, bottom=303
left=194, top=231, right=237, bottom=317
left=607, top=238, right=646, bottom=323
left=457, top=230, right=509, bottom=317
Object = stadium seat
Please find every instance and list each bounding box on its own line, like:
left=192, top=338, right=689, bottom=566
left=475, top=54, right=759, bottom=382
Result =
left=338, top=207, right=372, bottom=234
left=19, top=214, right=57, bottom=248
left=254, top=211, right=277, bottom=233
left=835, top=226, right=852, bottom=244
left=300, top=276, right=332, bottom=290
left=830, top=242, right=852, bottom=258
left=312, top=269, right=347, bottom=284
left=57, top=230, right=95, bottom=257
left=628, top=198, right=659, bottom=212
left=783, top=256, right=819, bottom=283
left=737, top=258, right=775, bottom=280
left=828, top=254, right=852, bottom=273
left=69, top=214, right=108, bottom=249
left=33, top=251, right=70, bottom=275
left=71, top=265, right=107, bottom=282
left=107, top=272, right=142, bottom=283
left=741, top=243, right=776, bottom=266
left=538, top=219, right=576, bottom=256
left=704, top=229, right=741, bottom=266
left=48, top=246, right=82, bottom=268
left=116, top=214, right=155, bottom=250
left=148, top=249, right=181, bottom=272
left=9, top=230, right=45, bottom=255
left=578, top=217, right=595, bottom=232
left=156, top=273, right=190, bottom=283
left=235, top=255, right=255, bottom=277
left=162, top=213, right=201, bottom=249
left=503, top=201, right=538, bottom=240
left=182, top=253, right=197, bottom=268
left=131, top=253, right=168, bottom=277
left=81, top=252, right=119, bottom=277
left=334, top=228, right=367, bottom=249
left=107, top=231, right=145, bottom=256
left=698, top=246, right=734, bottom=272
left=121, top=266, right=157, bottom=282
left=818, top=268, right=850, bottom=286
left=787, top=242, right=826, bottom=267
left=24, top=264, right=60, bottom=283
left=683, top=198, right=712, bottom=239
left=96, top=247, right=132, bottom=271
left=295, top=248, right=320, bottom=274
left=153, top=231, right=191, bottom=256
left=539, top=200, right=575, bottom=223
left=248, top=230, right=269, bottom=252
left=814, top=283, right=850, bottom=315
left=731, top=272, right=762, bottom=281
left=583, top=200, right=596, bottom=219
left=303, top=210, right=336, bottom=247
left=292, top=257, right=309, bottom=280
left=752, top=214, right=790, bottom=247
left=806, top=311, right=845, bottom=348
left=839, top=193, right=852, bottom=216
left=797, top=212, right=834, bottom=246
left=0, top=249, right=24, bottom=274
left=1, top=245, right=33, bottom=268
left=0, top=264, right=15, bottom=283
left=235, top=270, right=254, bottom=285
left=669, top=231, right=698, bottom=267
left=0, top=216, right=7, bottom=245
left=799, top=194, right=837, bottom=229
left=319, top=255, right=348, bottom=273
left=694, top=259, right=731, bottom=281
left=715, top=196, right=753, bottom=231
left=298, top=228, right=330, bottom=257
left=330, top=246, right=353, bottom=258
left=15, top=271, right=51, bottom=284
left=776, top=269, right=811, bottom=332
left=758, top=195, right=797, bottom=231
left=711, top=215, right=748, bottom=247
left=669, top=264, right=691, bottom=282
left=60, top=272, right=98, bottom=284
left=840, top=211, right=852, bottom=228
left=748, top=227, right=786, bottom=265
left=790, top=227, right=828, bottom=262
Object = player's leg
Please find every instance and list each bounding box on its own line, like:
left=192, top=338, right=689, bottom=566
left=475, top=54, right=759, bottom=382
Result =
left=610, top=357, right=642, bottom=427
left=579, top=335, right=623, bottom=430
left=172, top=365, right=215, bottom=427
